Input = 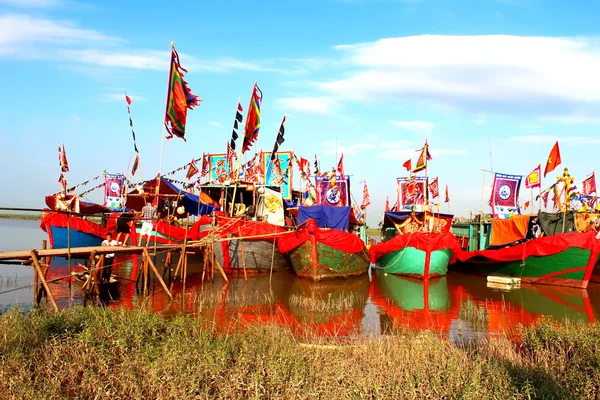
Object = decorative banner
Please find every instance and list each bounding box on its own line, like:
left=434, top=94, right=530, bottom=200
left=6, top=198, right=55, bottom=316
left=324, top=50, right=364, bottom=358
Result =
left=257, top=187, right=284, bottom=226
left=525, top=164, right=541, bottom=189
left=582, top=172, right=597, bottom=195
left=429, top=177, right=439, bottom=199
left=104, top=173, right=126, bottom=210
left=262, top=151, right=292, bottom=200
left=315, top=175, right=349, bottom=207
left=396, top=177, right=428, bottom=212
left=209, top=153, right=231, bottom=184
left=491, top=173, right=522, bottom=218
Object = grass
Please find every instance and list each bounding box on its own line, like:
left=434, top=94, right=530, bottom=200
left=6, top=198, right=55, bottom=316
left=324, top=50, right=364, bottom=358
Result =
left=0, top=307, right=599, bottom=399
left=0, top=213, right=41, bottom=220
left=366, top=228, right=380, bottom=236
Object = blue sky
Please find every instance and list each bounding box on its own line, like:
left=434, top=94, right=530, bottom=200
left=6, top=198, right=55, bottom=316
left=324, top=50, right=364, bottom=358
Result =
left=2, top=0, right=600, bottom=226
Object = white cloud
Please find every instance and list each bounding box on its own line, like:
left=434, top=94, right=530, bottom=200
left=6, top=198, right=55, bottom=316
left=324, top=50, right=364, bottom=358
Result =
left=0, top=0, right=60, bottom=8
left=209, top=121, right=221, bottom=128
left=474, top=116, right=486, bottom=126
left=319, top=35, right=600, bottom=117
left=539, top=114, right=600, bottom=125
left=277, top=96, right=339, bottom=115
left=391, top=120, right=435, bottom=134
left=322, top=139, right=376, bottom=155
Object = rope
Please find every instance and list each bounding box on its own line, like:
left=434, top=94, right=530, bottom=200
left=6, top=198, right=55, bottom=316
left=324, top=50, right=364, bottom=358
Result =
left=371, top=230, right=416, bottom=271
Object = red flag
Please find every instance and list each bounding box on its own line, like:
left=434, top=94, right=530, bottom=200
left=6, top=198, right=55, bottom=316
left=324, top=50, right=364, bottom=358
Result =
left=402, top=159, right=412, bottom=172
left=524, top=201, right=530, bottom=209
left=337, top=153, right=345, bottom=177
left=201, top=153, right=210, bottom=176
left=361, top=182, right=371, bottom=210
left=131, top=153, right=140, bottom=176
left=242, top=82, right=262, bottom=153
left=544, top=141, right=561, bottom=177
left=429, top=177, right=439, bottom=199
left=59, top=144, right=69, bottom=173
left=525, top=164, right=541, bottom=189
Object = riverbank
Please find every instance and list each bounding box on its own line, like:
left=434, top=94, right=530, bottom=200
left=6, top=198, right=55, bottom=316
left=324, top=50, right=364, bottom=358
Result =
left=0, top=307, right=597, bottom=399
left=0, top=213, right=40, bottom=220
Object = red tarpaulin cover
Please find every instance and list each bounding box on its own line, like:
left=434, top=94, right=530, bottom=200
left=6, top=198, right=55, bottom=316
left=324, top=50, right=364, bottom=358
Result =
left=278, top=219, right=366, bottom=254
left=216, top=216, right=288, bottom=240
left=369, top=231, right=462, bottom=263
left=40, top=211, right=116, bottom=237
left=456, top=231, right=600, bottom=262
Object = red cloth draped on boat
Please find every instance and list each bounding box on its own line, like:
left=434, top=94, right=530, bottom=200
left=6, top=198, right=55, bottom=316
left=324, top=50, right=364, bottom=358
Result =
left=369, top=231, right=461, bottom=263
left=40, top=211, right=117, bottom=238
left=456, top=231, right=600, bottom=262
left=216, top=217, right=288, bottom=240
left=278, top=219, right=366, bottom=254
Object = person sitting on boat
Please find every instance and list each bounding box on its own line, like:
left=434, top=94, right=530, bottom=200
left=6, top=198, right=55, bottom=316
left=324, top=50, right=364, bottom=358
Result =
left=115, top=209, right=133, bottom=246
left=138, top=200, right=157, bottom=246
left=101, top=232, right=117, bottom=283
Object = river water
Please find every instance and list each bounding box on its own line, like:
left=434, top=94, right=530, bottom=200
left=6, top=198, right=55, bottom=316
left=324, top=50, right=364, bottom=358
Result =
left=1, top=219, right=599, bottom=339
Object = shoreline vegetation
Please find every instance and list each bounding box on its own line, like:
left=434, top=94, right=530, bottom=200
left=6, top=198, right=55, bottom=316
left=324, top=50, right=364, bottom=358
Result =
left=0, top=213, right=41, bottom=221
left=0, top=307, right=598, bottom=399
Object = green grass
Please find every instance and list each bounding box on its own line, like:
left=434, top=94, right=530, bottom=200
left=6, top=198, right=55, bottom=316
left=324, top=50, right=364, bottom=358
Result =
left=0, top=307, right=598, bottom=399
left=366, top=228, right=380, bottom=236
left=0, top=213, right=41, bottom=220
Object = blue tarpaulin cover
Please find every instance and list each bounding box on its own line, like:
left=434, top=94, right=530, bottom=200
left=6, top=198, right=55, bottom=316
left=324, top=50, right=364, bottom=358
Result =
left=298, top=205, right=351, bottom=231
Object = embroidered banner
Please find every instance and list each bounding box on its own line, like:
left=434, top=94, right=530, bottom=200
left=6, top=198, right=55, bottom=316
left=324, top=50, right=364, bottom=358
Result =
left=104, top=173, right=126, bottom=210
left=396, top=177, right=428, bottom=212
left=262, top=151, right=292, bottom=200
left=209, top=153, right=231, bottom=184
left=315, top=175, right=349, bottom=207
left=491, top=173, right=522, bottom=218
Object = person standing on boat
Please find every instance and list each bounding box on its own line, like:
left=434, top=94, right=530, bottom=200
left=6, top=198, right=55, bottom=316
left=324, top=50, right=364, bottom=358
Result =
left=101, top=232, right=117, bottom=283
left=115, top=209, right=133, bottom=246
left=138, top=200, right=157, bottom=246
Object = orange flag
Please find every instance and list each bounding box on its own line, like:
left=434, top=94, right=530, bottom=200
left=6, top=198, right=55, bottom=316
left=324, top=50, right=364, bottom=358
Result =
left=544, top=141, right=561, bottom=177
left=402, top=159, right=412, bottom=172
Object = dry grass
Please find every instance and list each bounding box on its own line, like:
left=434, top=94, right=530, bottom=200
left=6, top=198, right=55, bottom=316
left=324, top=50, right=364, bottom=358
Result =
left=0, top=307, right=598, bottom=399
left=289, top=292, right=366, bottom=313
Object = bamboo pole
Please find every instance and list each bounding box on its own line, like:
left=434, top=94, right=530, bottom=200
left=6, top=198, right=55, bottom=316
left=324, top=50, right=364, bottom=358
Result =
left=238, top=227, right=247, bottom=280
left=212, top=255, right=229, bottom=282
left=269, top=238, right=276, bottom=288
left=182, top=217, right=190, bottom=291
left=67, top=210, right=72, bottom=307
left=142, top=254, right=149, bottom=297
left=143, top=248, right=173, bottom=299
left=30, top=250, right=58, bottom=312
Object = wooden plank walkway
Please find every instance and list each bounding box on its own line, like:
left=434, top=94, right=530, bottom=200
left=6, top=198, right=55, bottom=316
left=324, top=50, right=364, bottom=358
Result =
left=0, top=244, right=187, bottom=262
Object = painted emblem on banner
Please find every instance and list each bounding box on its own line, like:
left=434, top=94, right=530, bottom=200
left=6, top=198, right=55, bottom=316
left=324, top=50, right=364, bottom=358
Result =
left=491, top=173, right=522, bottom=219
left=104, top=173, right=126, bottom=210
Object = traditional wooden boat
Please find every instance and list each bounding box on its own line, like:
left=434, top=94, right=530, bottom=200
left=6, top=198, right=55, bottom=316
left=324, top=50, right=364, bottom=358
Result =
left=454, top=229, right=600, bottom=289
left=213, top=215, right=291, bottom=273
left=370, top=211, right=460, bottom=280
left=278, top=206, right=370, bottom=281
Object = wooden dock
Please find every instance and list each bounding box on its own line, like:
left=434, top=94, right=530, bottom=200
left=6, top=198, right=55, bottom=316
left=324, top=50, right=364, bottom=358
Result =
left=0, top=244, right=184, bottom=262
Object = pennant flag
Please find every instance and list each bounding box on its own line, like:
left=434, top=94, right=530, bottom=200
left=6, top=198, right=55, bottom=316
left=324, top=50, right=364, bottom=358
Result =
left=525, top=164, right=541, bottom=189
left=131, top=153, right=140, bottom=176
left=582, top=172, right=597, bottom=195
left=186, top=158, right=199, bottom=180
left=444, top=184, right=450, bottom=203
left=297, top=156, right=311, bottom=177
left=164, top=44, right=202, bottom=141
left=490, top=173, right=522, bottom=218
left=429, top=176, right=439, bottom=198
left=226, top=141, right=236, bottom=170
left=384, top=196, right=390, bottom=212
left=361, top=181, right=371, bottom=210
left=230, top=101, right=243, bottom=150
left=59, top=144, right=69, bottom=173
left=336, top=153, right=345, bottom=178
left=413, top=140, right=432, bottom=173
left=125, top=94, right=139, bottom=153
left=270, top=115, right=286, bottom=161
left=314, top=154, right=320, bottom=175
left=242, top=82, right=262, bottom=153
left=523, top=201, right=530, bottom=209
left=541, top=190, right=549, bottom=208
left=201, top=153, right=210, bottom=176
left=58, top=173, right=67, bottom=191
left=544, top=141, right=562, bottom=177
left=402, top=159, right=412, bottom=172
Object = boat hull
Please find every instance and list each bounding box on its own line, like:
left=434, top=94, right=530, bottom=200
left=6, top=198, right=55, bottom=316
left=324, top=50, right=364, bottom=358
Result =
left=378, top=247, right=452, bottom=279
left=49, top=226, right=103, bottom=248
left=453, top=232, right=600, bottom=289
left=227, top=238, right=290, bottom=272
left=288, top=238, right=370, bottom=281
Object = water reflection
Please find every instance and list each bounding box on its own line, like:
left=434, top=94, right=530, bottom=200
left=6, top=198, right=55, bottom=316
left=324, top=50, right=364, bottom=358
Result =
left=1, top=219, right=599, bottom=337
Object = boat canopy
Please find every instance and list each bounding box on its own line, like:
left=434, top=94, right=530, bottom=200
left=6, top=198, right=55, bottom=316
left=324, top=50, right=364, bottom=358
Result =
left=298, top=205, right=351, bottom=231
left=126, top=178, right=217, bottom=216
left=45, top=194, right=112, bottom=215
